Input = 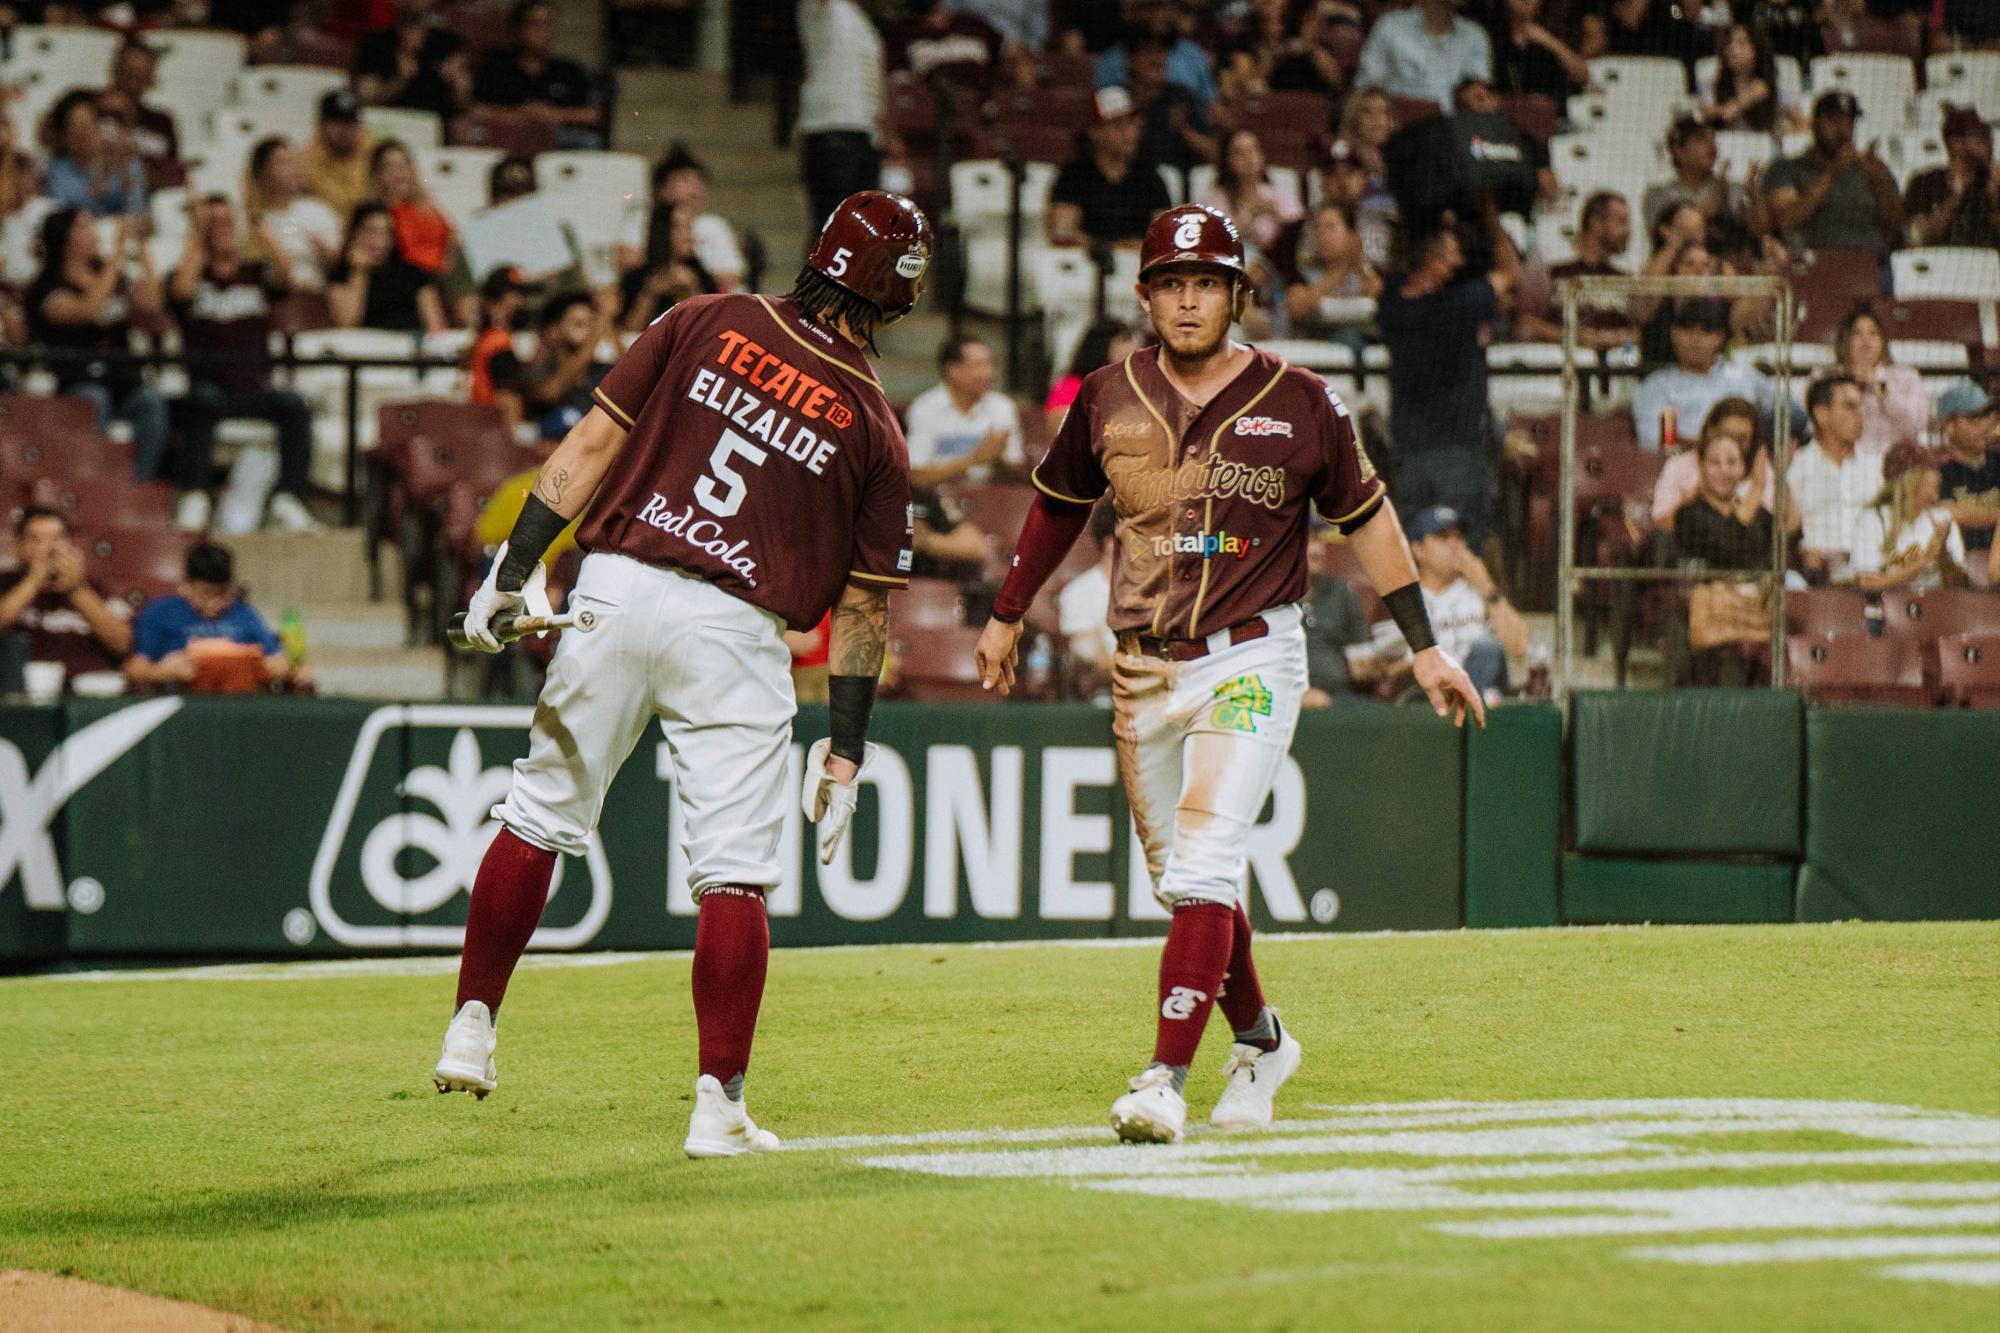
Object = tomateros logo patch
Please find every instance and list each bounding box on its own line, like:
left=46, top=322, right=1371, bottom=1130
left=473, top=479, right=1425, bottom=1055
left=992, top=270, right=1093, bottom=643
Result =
left=1234, top=416, right=1293, bottom=438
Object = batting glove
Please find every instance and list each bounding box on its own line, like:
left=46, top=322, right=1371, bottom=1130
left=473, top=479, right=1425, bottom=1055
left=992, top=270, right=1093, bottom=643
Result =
left=462, top=541, right=554, bottom=653
left=801, top=736, right=877, bottom=865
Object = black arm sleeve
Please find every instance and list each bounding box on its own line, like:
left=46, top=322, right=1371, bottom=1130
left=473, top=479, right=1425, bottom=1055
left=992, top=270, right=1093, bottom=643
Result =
left=827, top=674, right=879, bottom=765
left=495, top=493, right=568, bottom=591
left=1382, top=582, right=1437, bottom=655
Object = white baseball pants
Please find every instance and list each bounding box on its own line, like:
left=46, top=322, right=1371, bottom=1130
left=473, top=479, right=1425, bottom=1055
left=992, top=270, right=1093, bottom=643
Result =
left=493, top=552, right=794, bottom=895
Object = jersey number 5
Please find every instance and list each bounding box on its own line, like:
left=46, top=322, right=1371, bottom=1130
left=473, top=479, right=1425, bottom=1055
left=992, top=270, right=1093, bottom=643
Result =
left=694, top=428, right=770, bottom=518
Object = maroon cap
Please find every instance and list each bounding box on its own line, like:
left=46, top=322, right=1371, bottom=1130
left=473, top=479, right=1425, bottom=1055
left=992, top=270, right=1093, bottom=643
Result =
left=1880, top=440, right=1945, bottom=482
left=1138, top=204, right=1247, bottom=282
left=807, top=190, right=933, bottom=324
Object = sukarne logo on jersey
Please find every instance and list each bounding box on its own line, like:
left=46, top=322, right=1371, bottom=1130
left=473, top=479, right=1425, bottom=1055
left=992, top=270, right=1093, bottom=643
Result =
left=1234, top=416, right=1293, bottom=439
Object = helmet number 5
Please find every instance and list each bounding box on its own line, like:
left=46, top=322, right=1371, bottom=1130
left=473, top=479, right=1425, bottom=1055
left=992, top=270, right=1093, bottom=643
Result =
left=694, top=428, right=769, bottom=519
left=825, top=246, right=853, bottom=277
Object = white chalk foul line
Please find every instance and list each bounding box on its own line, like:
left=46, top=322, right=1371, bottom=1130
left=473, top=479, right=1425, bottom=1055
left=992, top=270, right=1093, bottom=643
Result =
left=1631, top=1234, right=2000, bottom=1266
left=1880, top=1261, right=2000, bottom=1287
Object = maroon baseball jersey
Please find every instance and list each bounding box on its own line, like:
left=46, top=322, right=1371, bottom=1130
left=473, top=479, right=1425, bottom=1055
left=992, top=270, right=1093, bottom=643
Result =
left=579, top=293, right=913, bottom=630
left=1033, top=346, right=1385, bottom=639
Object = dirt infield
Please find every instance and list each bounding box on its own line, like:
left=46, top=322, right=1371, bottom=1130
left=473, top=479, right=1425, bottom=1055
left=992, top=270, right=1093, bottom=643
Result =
left=0, top=1271, right=286, bottom=1331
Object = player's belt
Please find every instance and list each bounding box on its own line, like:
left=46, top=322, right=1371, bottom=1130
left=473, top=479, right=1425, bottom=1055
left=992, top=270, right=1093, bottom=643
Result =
left=1121, top=614, right=1271, bottom=663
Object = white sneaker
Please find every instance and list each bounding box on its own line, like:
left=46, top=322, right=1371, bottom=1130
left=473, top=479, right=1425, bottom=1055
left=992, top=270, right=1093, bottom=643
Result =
left=1110, top=1066, right=1187, bottom=1144
left=683, top=1074, right=780, bottom=1158
left=266, top=492, right=324, bottom=533
left=433, top=1000, right=497, bottom=1097
left=1209, top=1026, right=1302, bottom=1130
left=174, top=491, right=212, bottom=532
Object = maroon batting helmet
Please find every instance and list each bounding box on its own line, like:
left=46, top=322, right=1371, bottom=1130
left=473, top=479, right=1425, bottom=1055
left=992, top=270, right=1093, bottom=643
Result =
left=807, top=190, right=933, bottom=324
left=1138, top=204, right=1248, bottom=282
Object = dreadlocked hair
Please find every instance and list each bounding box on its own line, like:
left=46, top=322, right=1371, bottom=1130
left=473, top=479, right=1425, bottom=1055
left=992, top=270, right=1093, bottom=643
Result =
left=790, top=267, right=886, bottom=354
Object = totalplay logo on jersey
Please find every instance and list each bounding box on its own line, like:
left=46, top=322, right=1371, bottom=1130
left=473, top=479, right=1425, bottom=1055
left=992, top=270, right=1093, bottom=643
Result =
left=1150, top=530, right=1257, bottom=559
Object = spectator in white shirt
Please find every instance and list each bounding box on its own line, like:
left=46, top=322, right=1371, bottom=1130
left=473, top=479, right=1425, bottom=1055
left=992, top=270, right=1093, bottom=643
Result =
left=1057, top=502, right=1117, bottom=698
left=1378, top=505, right=1527, bottom=702
left=1850, top=442, right=1968, bottom=592
left=1356, top=0, right=1492, bottom=106
left=903, top=335, right=1025, bottom=487
left=615, top=144, right=746, bottom=292
left=1629, top=298, right=1773, bottom=452
left=1786, top=374, right=1883, bottom=584
left=244, top=137, right=342, bottom=291
left=797, top=0, right=898, bottom=231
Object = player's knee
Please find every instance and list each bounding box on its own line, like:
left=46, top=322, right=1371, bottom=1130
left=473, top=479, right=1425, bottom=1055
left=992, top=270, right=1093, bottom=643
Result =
left=494, top=803, right=590, bottom=860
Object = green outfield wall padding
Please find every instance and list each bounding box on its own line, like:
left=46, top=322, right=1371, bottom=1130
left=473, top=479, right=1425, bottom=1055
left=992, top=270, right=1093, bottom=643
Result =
left=0, top=704, right=72, bottom=961
left=1464, top=704, right=1562, bottom=927
left=1572, top=690, right=1802, bottom=856
left=1797, top=707, right=2000, bottom=923
left=1561, top=856, right=1797, bottom=925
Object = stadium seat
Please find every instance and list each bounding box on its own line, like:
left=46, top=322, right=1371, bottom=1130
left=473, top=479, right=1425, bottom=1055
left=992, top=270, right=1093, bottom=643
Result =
left=1808, top=55, right=1916, bottom=133
left=888, top=578, right=966, bottom=635
left=1786, top=249, right=1884, bottom=341
left=1869, top=298, right=1986, bottom=348
left=1711, top=130, right=1778, bottom=174
left=286, top=329, right=431, bottom=490
left=986, top=115, right=1083, bottom=167
left=950, top=158, right=1056, bottom=316
left=0, top=396, right=100, bottom=437
left=1497, top=93, right=1560, bottom=146
left=540, top=151, right=649, bottom=209
left=0, top=429, right=131, bottom=482
left=1562, top=92, right=1677, bottom=149
left=1784, top=588, right=1870, bottom=638
left=1586, top=56, right=1689, bottom=106
left=413, top=146, right=505, bottom=226
left=1184, top=164, right=1300, bottom=211
left=449, top=110, right=555, bottom=157
left=1935, top=632, right=2000, bottom=709
left=1786, top=632, right=1929, bottom=705
left=1257, top=340, right=1356, bottom=374
left=83, top=526, right=196, bottom=610
left=1924, top=53, right=2000, bottom=113
left=0, top=24, right=120, bottom=93
left=892, top=625, right=991, bottom=703
left=1888, top=130, right=1947, bottom=190
left=231, top=65, right=345, bottom=142
left=1695, top=56, right=1805, bottom=111
left=1880, top=588, right=2000, bottom=643
left=31, top=475, right=175, bottom=534
left=362, top=105, right=443, bottom=149
left=150, top=30, right=246, bottom=134
left=1892, top=248, right=2000, bottom=301
left=1887, top=340, right=1968, bottom=370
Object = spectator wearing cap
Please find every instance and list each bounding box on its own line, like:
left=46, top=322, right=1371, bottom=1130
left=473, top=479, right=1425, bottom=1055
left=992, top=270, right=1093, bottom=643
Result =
left=615, top=146, right=746, bottom=294
left=304, top=90, right=377, bottom=226
left=473, top=0, right=604, bottom=150
left=1851, top=442, right=1967, bottom=592
left=1302, top=535, right=1388, bottom=709
left=1048, top=86, right=1172, bottom=250
left=126, top=542, right=307, bottom=693
left=1672, top=418, right=1777, bottom=686
left=1652, top=395, right=1772, bottom=528
left=521, top=292, right=613, bottom=419
left=1641, top=116, right=1760, bottom=265
left=905, top=334, right=1024, bottom=487
left=469, top=267, right=531, bottom=434
left=1355, top=0, right=1491, bottom=106
left=40, top=90, right=147, bottom=221
left=1630, top=298, right=1774, bottom=453
left=1515, top=191, right=1639, bottom=350
left=244, top=137, right=342, bottom=292
left=1829, top=304, right=1924, bottom=458
left=1936, top=381, right=1999, bottom=586
left=1383, top=505, right=1527, bottom=702
left=1903, top=106, right=1998, bottom=250
left=98, top=38, right=181, bottom=192
left=1763, top=90, right=1903, bottom=258
left=0, top=506, right=133, bottom=680
left=1786, top=374, right=1883, bottom=584
left=797, top=0, right=896, bottom=233
left=1094, top=1, right=1219, bottom=112
left=170, top=195, right=320, bottom=534
left=328, top=202, right=447, bottom=334
left=1486, top=0, right=1588, bottom=105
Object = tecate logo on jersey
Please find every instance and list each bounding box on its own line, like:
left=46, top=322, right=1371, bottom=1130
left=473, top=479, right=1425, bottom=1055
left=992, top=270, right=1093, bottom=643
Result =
left=1152, top=530, right=1256, bottom=560
left=635, top=493, right=760, bottom=586
left=1233, top=416, right=1294, bottom=438
left=712, top=330, right=855, bottom=430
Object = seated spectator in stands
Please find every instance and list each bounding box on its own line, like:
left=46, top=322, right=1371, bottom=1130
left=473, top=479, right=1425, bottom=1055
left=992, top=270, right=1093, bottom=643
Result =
left=469, top=267, right=531, bottom=435
left=488, top=154, right=537, bottom=208
left=1383, top=505, right=1527, bottom=701
left=40, top=91, right=146, bottom=221
left=945, top=0, right=1046, bottom=72
left=1324, top=90, right=1398, bottom=268
left=1904, top=106, right=1998, bottom=250
left=1095, top=0, right=1218, bottom=111
left=1786, top=374, right=1883, bottom=584
left=616, top=205, right=716, bottom=334
left=1356, top=0, right=1490, bottom=105
left=906, top=335, right=1024, bottom=487
left=1829, top=304, right=1924, bottom=458
left=1047, top=87, right=1171, bottom=250
left=355, top=0, right=471, bottom=120
left=1817, top=0, right=1913, bottom=57
left=305, top=91, right=377, bottom=227
left=1673, top=422, right=1776, bottom=685
left=887, top=0, right=1002, bottom=95
left=1276, top=201, right=1379, bottom=351
left=1936, top=381, right=1998, bottom=587
left=616, top=145, right=746, bottom=293
left=1200, top=129, right=1302, bottom=255
left=1763, top=91, right=1903, bottom=259
left=1851, top=442, right=1967, bottom=592
left=1126, top=33, right=1215, bottom=177
left=1045, top=319, right=1136, bottom=433
left=1378, top=209, right=1518, bottom=548
left=1487, top=0, right=1587, bottom=104
left=1641, top=116, right=1759, bottom=266
left=169, top=196, right=320, bottom=535
left=1057, top=501, right=1116, bottom=696
left=473, top=0, right=604, bottom=150
left=1631, top=298, right=1773, bottom=452
left=125, top=542, right=307, bottom=692
left=521, top=292, right=612, bottom=417
left=243, top=138, right=341, bottom=292
left=25, top=208, right=170, bottom=483
left=98, top=38, right=181, bottom=192
left=1261, top=0, right=1360, bottom=99
left=0, top=506, right=132, bottom=679
left=1580, top=0, right=1704, bottom=64
left=370, top=140, right=454, bottom=273
left=1698, top=22, right=1804, bottom=136
left=328, top=202, right=447, bottom=334
left=910, top=486, right=993, bottom=586
left=0, top=146, right=50, bottom=297
left=1652, top=395, right=1771, bottom=527
left=1515, top=191, right=1639, bottom=349
left=1303, top=535, right=1386, bottom=708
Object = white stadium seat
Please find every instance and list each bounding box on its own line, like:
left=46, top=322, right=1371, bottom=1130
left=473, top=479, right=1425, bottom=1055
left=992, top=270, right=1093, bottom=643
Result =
left=951, top=159, right=1055, bottom=316
left=149, top=29, right=245, bottom=136
left=1256, top=340, right=1356, bottom=374
left=413, top=146, right=504, bottom=231
left=284, top=329, right=434, bottom=492
left=1712, top=131, right=1777, bottom=175
left=1183, top=164, right=1300, bottom=214
left=1888, top=131, right=1947, bottom=191
left=538, top=150, right=649, bottom=209
left=231, top=66, right=346, bottom=142
left=1156, top=163, right=1184, bottom=205
left=1587, top=56, right=1689, bottom=107
left=0, top=23, right=119, bottom=86
left=1807, top=54, right=1915, bottom=134
left=1887, top=341, right=1969, bottom=370
left=1892, top=247, right=2000, bottom=301
left=362, top=106, right=442, bottom=150
left=1925, top=52, right=2000, bottom=112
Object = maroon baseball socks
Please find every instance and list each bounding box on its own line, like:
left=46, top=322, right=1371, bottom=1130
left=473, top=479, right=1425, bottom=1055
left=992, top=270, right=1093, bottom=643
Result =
left=693, top=886, right=770, bottom=1102
left=1220, top=902, right=1281, bottom=1053
left=455, top=828, right=558, bottom=1016
left=1147, top=901, right=1237, bottom=1091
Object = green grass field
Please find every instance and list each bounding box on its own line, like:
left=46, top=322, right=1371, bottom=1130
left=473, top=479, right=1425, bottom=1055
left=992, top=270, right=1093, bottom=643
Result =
left=4, top=922, right=1997, bottom=1332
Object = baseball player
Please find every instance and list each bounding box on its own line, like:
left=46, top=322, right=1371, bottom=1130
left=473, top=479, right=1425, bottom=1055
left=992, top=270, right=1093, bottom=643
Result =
left=432, top=191, right=931, bottom=1158
left=974, top=204, right=1484, bottom=1144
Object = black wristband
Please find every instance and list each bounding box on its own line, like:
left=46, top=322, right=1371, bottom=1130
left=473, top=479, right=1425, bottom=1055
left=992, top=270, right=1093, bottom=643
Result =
left=827, top=674, right=879, bottom=765
left=1383, top=582, right=1437, bottom=654
left=496, top=493, right=568, bottom=591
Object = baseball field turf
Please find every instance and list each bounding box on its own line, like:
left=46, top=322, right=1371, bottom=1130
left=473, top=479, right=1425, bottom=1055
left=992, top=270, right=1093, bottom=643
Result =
left=3, top=920, right=1996, bottom=1332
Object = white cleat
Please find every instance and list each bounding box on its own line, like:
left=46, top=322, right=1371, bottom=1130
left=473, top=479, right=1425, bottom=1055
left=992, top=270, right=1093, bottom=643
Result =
left=1110, top=1066, right=1187, bottom=1144
left=433, top=1000, right=497, bottom=1098
left=683, top=1075, right=781, bottom=1158
left=1209, top=1027, right=1302, bottom=1130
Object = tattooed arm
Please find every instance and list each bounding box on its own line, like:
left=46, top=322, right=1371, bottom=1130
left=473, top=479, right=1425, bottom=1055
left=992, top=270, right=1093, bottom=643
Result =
left=822, top=580, right=890, bottom=783
left=491, top=405, right=629, bottom=592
